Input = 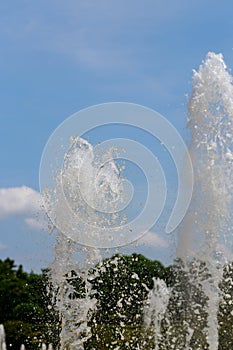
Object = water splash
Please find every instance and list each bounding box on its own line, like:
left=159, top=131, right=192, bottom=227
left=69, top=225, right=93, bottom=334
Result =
left=44, top=137, right=125, bottom=244
left=49, top=235, right=100, bottom=350
left=144, top=278, right=170, bottom=350
left=178, top=52, right=233, bottom=349
left=46, top=137, right=126, bottom=349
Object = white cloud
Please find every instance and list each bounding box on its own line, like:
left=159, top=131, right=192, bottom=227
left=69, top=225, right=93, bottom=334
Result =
left=0, top=186, right=46, bottom=230
left=0, top=186, right=42, bottom=218
left=137, top=231, right=169, bottom=248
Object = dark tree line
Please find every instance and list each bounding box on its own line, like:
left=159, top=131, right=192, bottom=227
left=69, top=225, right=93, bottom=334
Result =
left=1, top=256, right=233, bottom=349
left=0, top=258, right=60, bottom=349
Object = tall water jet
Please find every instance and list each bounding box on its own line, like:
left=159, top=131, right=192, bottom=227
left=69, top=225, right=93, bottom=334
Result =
left=144, top=278, right=170, bottom=349
left=0, top=325, right=7, bottom=350
left=178, top=52, right=233, bottom=349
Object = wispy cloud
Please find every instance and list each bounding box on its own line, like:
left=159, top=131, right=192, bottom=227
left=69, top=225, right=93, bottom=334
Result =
left=137, top=231, right=169, bottom=248
left=0, top=1, right=200, bottom=71
left=0, top=0, right=205, bottom=109
left=0, top=242, right=7, bottom=250
left=24, top=217, right=47, bottom=230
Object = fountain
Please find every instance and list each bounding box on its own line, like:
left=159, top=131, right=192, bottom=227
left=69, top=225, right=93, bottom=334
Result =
left=38, top=52, right=233, bottom=349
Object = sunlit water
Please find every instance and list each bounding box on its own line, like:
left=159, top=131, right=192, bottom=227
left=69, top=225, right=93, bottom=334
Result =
left=43, top=52, right=233, bottom=350
left=0, top=325, right=7, bottom=350
left=144, top=278, right=170, bottom=350
left=178, top=52, right=233, bottom=349
left=46, top=138, right=127, bottom=349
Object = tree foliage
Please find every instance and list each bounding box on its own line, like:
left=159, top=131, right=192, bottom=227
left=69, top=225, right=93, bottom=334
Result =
left=1, top=255, right=233, bottom=349
left=0, top=258, right=60, bottom=350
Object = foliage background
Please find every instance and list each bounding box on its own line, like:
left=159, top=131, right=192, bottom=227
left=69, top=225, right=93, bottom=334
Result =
left=0, top=255, right=233, bottom=349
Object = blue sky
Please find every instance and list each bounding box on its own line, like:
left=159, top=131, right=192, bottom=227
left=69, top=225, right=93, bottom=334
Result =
left=1, top=0, right=233, bottom=271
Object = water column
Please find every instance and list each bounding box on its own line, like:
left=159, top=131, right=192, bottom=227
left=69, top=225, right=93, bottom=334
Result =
left=46, top=137, right=126, bottom=349
left=144, top=278, right=170, bottom=350
left=0, top=325, right=7, bottom=350
left=178, top=52, right=233, bottom=349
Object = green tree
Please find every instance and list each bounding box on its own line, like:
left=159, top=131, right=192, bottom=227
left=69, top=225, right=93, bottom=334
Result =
left=0, top=258, right=60, bottom=350
left=161, top=258, right=209, bottom=350
left=2, top=254, right=233, bottom=350
left=85, top=253, right=167, bottom=349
